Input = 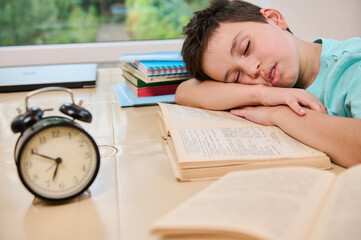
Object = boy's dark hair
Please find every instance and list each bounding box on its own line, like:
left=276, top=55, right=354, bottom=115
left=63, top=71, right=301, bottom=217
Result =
left=182, top=0, right=291, bottom=81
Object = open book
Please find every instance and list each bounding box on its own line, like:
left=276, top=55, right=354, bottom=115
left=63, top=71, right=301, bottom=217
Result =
left=157, top=103, right=331, bottom=181
left=151, top=165, right=361, bottom=240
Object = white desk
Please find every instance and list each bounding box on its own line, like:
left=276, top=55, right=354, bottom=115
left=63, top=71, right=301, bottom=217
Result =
left=0, top=68, right=214, bottom=240
left=0, top=68, right=344, bottom=240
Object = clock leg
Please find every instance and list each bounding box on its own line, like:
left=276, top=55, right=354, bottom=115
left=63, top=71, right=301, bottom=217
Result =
left=32, top=197, right=40, bottom=205
left=86, top=189, right=92, bottom=197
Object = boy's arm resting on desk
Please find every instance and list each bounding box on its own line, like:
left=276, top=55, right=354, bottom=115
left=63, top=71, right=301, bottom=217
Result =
left=231, top=106, right=361, bottom=168
left=175, top=78, right=326, bottom=115
left=175, top=78, right=261, bottom=110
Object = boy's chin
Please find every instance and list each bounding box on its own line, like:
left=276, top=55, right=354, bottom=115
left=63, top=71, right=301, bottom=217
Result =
left=278, top=78, right=298, bottom=88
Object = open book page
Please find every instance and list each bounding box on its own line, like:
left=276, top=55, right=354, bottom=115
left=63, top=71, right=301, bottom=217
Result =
left=170, top=127, right=328, bottom=168
left=309, top=164, right=361, bottom=240
left=158, top=103, right=258, bottom=133
left=152, top=167, right=335, bottom=240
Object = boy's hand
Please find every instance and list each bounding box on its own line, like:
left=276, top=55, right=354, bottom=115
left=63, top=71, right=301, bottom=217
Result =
left=259, top=87, right=327, bottom=116
left=230, top=106, right=279, bottom=126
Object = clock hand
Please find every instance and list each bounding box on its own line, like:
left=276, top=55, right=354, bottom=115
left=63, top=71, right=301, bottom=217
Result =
left=46, top=162, right=56, bottom=172
left=31, top=149, right=57, bottom=161
left=53, top=164, right=59, bottom=180
left=52, top=157, right=62, bottom=181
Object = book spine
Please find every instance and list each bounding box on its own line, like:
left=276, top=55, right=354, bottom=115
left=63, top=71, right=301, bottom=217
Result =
left=122, top=70, right=185, bottom=88
left=137, top=84, right=179, bottom=97
left=125, top=77, right=179, bottom=97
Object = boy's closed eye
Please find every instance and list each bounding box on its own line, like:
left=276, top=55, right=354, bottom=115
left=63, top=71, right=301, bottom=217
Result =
left=234, top=39, right=250, bottom=83
left=234, top=71, right=240, bottom=83
left=243, top=39, right=250, bottom=55
left=234, top=70, right=244, bottom=83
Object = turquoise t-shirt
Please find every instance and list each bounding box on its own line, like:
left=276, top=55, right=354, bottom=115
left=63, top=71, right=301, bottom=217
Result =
left=306, top=37, right=361, bottom=119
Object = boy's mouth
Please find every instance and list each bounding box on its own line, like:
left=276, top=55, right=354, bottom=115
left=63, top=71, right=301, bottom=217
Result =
left=270, top=67, right=275, bottom=80
left=267, top=64, right=279, bottom=86
left=265, top=63, right=280, bottom=86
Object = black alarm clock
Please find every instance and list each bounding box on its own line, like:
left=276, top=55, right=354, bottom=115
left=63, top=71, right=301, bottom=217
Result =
left=11, top=87, right=100, bottom=202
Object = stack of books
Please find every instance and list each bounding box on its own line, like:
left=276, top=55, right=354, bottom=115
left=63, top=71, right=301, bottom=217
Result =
left=122, top=60, right=190, bottom=97
left=114, top=51, right=191, bottom=107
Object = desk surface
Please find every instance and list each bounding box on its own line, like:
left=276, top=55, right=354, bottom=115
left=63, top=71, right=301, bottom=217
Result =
left=0, top=68, right=345, bottom=240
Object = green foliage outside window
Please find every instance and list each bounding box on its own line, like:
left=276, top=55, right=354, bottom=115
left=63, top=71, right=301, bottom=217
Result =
left=0, top=0, right=99, bottom=46
left=0, top=0, right=209, bottom=46
left=126, top=0, right=209, bottom=40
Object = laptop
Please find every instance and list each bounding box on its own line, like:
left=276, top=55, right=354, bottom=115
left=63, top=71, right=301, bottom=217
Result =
left=0, top=63, right=98, bottom=92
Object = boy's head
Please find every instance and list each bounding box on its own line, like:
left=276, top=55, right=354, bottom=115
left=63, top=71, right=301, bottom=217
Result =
left=182, top=0, right=295, bottom=86
left=182, top=0, right=268, bottom=81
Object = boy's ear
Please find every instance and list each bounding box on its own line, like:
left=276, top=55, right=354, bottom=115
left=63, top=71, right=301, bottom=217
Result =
left=260, top=8, right=289, bottom=31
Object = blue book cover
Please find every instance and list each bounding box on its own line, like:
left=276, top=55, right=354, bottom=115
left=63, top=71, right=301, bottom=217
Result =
left=114, top=82, right=175, bottom=107
left=119, top=51, right=183, bottom=63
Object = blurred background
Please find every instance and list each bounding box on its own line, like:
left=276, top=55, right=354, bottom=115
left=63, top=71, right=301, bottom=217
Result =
left=1, top=0, right=360, bottom=47
left=0, top=0, right=210, bottom=46
left=0, top=0, right=360, bottom=67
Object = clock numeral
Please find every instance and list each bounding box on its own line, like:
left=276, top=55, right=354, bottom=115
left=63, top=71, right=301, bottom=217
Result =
left=59, top=182, right=65, bottom=190
left=69, top=132, right=80, bottom=140
left=79, top=139, right=86, bottom=147
left=46, top=180, right=51, bottom=188
left=31, top=148, right=38, bottom=154
left=52, top=130, right=60, bottom=138
left=82, top=165, right=87, bottom=172
left=25, top=161, right=32, bottom=169
left=85, top=151, right=92, bottom=159
left=73, top=176, right=79, bottom=184
left=39, top=136, right=46, bottom=144
left=32, top=174, right=39, bottom=181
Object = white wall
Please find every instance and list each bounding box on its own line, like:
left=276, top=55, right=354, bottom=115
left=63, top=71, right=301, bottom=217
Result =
left=273, top=0, right=361, bottom=41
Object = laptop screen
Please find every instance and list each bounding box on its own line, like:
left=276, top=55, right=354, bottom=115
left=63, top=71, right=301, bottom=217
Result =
left=0, top=63, right=97, bottom=92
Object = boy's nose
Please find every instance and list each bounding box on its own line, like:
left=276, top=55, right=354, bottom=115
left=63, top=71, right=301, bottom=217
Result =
left=244, top=60, right=261, bottom=79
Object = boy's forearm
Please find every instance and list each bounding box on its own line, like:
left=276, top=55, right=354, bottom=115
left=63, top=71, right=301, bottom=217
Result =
left=175, top=79, right=263, bottom=110
left=270, top=107, right=361, bottom=167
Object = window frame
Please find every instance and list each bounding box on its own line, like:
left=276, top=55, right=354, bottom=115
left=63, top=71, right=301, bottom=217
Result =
left=0, top=39, right=184, bottom=67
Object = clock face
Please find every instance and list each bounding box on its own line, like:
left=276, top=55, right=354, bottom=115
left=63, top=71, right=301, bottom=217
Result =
left=17, top=124, right=100, bottom=200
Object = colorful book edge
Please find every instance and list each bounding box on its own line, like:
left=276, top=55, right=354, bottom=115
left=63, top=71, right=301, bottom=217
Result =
left=125, top=79, right=179, bottom=97
left=122, top=69, right=185, bottom=87
left=114, top=82, right=175, bottom=107
left=122, top=63, right=191, bottom=83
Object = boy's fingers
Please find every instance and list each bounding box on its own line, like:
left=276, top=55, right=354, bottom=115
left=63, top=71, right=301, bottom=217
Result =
left=230, top=108, right=245, bottom=116
left=300, top=98, right=327, bottom=113
left=288, top=102, right=306, bottom=116
left=284, top=96, right=305, bottom=116
left=306, top=94, right=327, bottom=113
left=311, top=103, right=327, bottom=113
left=315, top=101, right=327, bottom=113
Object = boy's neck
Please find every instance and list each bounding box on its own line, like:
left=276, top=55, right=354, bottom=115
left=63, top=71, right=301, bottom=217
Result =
left=294, top=37, right=322, bottom=89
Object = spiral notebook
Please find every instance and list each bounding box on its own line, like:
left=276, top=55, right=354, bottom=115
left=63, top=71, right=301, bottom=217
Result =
left=135, top=61, right=188, bottom=77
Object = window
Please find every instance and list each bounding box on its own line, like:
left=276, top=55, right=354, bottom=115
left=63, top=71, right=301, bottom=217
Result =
left=0, top=0, right=210, bottom=66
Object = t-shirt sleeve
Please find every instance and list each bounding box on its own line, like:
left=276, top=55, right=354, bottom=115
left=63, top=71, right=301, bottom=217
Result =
left=345, top=63, right=361, bottom=119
